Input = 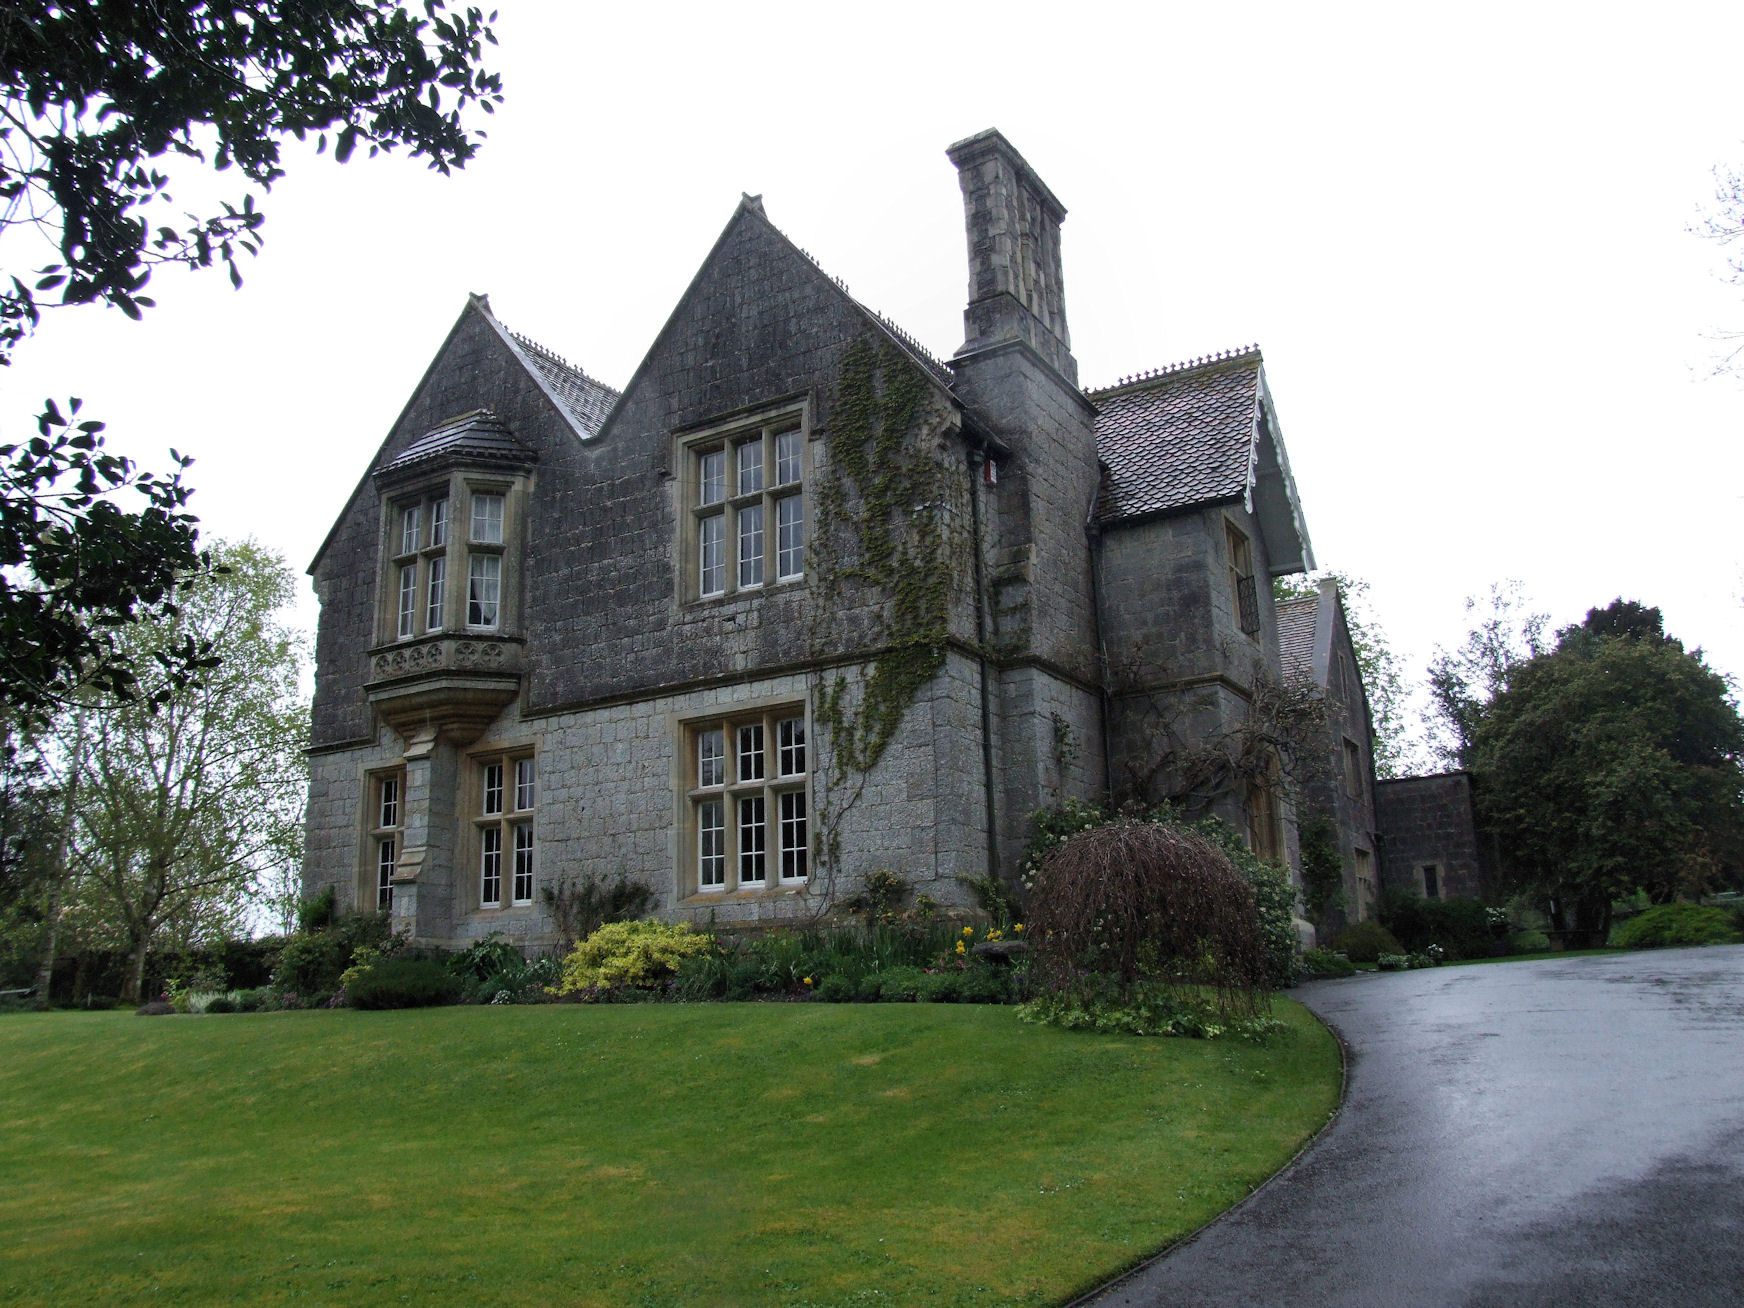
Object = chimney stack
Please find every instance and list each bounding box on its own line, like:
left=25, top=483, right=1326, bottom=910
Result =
left=947, top=129, right=1074, bottom=384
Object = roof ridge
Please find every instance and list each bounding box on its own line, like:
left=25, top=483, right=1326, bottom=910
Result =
left=1085, top=344, right=1262, bottom=397
left=748, top=208, right=956, bottom=389
left=508, top=328, right=622, bottom=397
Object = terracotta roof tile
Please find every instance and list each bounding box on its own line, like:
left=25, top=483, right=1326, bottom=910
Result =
left=1089, top=349, right=1261, bottom=522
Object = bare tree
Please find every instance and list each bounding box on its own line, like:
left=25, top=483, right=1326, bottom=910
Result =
left=1693, top=159, right=1744, bottom=376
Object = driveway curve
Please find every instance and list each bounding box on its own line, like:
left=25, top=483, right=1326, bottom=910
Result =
left=1081, top=946, right=1744, bottom=1308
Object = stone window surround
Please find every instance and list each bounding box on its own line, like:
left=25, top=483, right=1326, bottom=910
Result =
left=673, top=397, right=812, bottom=607
left=377, top=471, right=527, bottom=645
left=1223, top=514, right=1260, bottom=641
left=469, top=744, right=536, bottom=912
left=1343, top=735, right=1364, bottom=799
left=363, top=765, right=406, bottom=913
left=676, top=698, right=809, bottom=902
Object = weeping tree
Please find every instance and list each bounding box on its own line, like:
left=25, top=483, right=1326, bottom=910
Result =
left=1025, top=820, right=1272, bottom=1016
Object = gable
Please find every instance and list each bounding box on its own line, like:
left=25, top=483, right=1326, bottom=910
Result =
left=1091, top=349, right=1313, bottom=576
left=307, top=297, right=621, bottom=747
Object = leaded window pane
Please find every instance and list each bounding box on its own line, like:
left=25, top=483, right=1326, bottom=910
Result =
left=513, top=825, right=534, bottom=904
left=468, top=554, right=501, bottom=627
left=379, top=776, right=399, bottom=829
left=699, top=729, right=724, bottom=787
left=483, top=763, right=504, bottom=816
left=698, top=800, right=725, bottom=889
left=400, top=505, right=421, bottom=556
left=377, top=838, right=396, bottom=910
left=775, top=429, right=801, bottom=485
left=699, top=514, right=724, bottom=596
left=430, top=497, right=448, bottom=547
left=739, top=795, right=766, bottom=884
left=738, top=436, right=764, bottom=495
left=471, top=492, right=504, bottom=544
left=778, top=718, right=805, bottom=777
left=699, top=451, right=725, bottom=506
left=397, top=564, right=417, bottom=638
left=780, top=791, right=807, bottom=881
left=426, top=555, right=446, bottom=630
left=515, top=757, right=536, bottom=811
left=776, top=493, right=803, bottom=580
left=480, top=827, right=502, bottom=906
left=738, top=502, right=764, bottom=588
left=738, top=723, right=764, bottom=782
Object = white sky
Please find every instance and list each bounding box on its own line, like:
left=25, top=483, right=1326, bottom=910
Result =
left=4, top=3, right=1742, bottom=759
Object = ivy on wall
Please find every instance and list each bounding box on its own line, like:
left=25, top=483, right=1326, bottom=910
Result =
left=810, top=335, right=968, bottom=776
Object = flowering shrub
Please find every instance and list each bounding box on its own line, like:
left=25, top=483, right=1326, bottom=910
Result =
left=554, top=920, right=715, bottom=995
left=1299, top=948, right=1356, bottom=978
left=1019, top=978, right=1284, bottom=1040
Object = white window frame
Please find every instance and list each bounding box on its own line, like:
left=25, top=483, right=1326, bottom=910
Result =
left=684, top=706, right=808, bottom=897
left=679, top=406, right=808, bottom=604
left=366, top=768, right=405, bottom=913
left=473, top=750, right=535, bottom=913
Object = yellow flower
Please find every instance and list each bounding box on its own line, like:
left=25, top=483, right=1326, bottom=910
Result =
left=803, top=976, right=813, bottom=985
left=955, top=941, right=966, bottom=954
left=1013, top=923, right=1025, bottom=933
left=962, top=926, right=974, bottom=936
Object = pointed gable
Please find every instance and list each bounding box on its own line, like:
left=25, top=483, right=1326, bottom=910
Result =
left=1089, top=346, right=1314, bottom=575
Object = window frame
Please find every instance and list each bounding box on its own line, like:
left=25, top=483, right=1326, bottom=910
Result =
left=681, top=704, right=809, bottom=898
left=378, top=475, right=522, bottom=646
left=470, top=748, right=536, bottom=912
left=1343, top=736, right=1364, bottom=799
left=677, top=403, right=810, bottom=605
left=364, top=767, right=406, bottom=913
left=1225, top=518, right=1261, bottom=638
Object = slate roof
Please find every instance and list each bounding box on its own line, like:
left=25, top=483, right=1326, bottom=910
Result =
left=379, top=409, right=536, bottom=475
left=1276, top=594, right=1319, bottom=682
left=1088, top=348, right=1262, bottom=523
left=512, top=332, right=621, bottom=435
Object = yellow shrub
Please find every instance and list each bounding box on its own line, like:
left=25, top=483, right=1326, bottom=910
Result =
left=554, top=920, right=714, bottom=994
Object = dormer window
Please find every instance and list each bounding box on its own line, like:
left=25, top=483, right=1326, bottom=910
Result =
left=377, top=478, right=522, bottom=644
left=466, top=488, right=507, bottom=630
left=371, top=411, right=533, bottom=654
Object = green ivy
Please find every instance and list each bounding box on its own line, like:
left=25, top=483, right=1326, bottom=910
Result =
left=811, top=335, right=964, bottom=775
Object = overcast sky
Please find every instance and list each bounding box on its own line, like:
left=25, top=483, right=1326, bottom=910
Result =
left=5, top=3, right=1742, bottom=761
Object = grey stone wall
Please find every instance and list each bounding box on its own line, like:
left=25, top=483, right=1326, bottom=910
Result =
left=1297, top=597, right=1380, bottom=932
left=1375, top=772, right=1488, bottom=902
left=304, top=654, right=997, bottom=950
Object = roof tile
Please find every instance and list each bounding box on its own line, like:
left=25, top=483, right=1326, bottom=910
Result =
left=1275, top=594, right=1319, bottom=682
left=1089, top=350, right=1261, bottom=522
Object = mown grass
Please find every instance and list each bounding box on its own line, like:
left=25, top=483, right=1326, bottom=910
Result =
left=0, top=1001, right=1339, bottom=1307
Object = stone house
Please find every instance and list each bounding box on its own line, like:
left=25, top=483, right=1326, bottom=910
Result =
left=1276, top=580, right=1380, bottom=927
left=1375, top=772, right=1492, bottom=903
left=302, top=130, right=1324, bottom=950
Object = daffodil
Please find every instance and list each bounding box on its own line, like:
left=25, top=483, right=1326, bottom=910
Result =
left=962, top=926, right=974, bottom=936
left=803, top=976, right=813, bottom=985
left=1013, top=923, right=1025, bottom=933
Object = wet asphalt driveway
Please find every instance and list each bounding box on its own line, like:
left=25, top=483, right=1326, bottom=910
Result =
left=1081, top=946, right=1744, bottom=1308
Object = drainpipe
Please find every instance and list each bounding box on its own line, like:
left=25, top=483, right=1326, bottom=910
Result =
left=1085, top=493, right=1114, bottom=804
left=966, top=445, right=1000, bottom=881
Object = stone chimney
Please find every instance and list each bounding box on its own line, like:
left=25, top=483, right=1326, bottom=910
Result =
left=947, top=129, right=1075, bottom=384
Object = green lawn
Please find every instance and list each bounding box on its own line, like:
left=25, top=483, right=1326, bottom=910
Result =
left=0, top=1001, right=1339, bottom=1307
